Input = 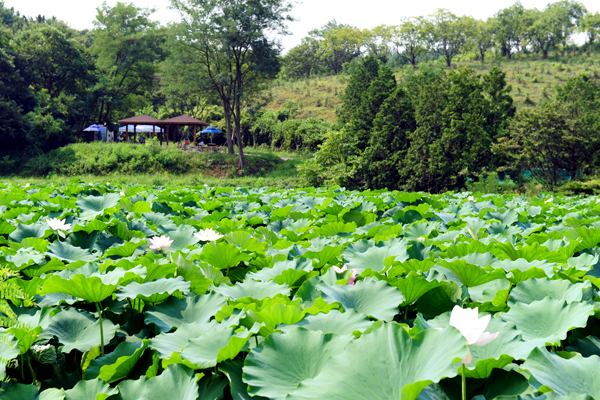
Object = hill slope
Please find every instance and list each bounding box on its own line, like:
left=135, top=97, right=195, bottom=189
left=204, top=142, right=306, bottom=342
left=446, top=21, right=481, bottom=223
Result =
left=264, top=53, right=600, bottom=123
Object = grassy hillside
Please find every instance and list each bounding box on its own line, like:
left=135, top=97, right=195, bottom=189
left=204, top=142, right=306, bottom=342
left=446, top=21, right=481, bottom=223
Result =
left=264, top=53, right=600, bottom=123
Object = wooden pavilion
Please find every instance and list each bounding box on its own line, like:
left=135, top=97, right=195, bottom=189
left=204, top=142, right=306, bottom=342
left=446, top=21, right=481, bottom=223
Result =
left=117, top=115, right=162, bottom=142
left=161, top=115, right=209, bottom=147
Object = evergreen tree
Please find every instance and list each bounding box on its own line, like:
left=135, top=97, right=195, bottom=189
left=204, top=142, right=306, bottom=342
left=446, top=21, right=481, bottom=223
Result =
left=336, top=56, right=380, bottom=125
left=362, top=86, right=415, bottom=189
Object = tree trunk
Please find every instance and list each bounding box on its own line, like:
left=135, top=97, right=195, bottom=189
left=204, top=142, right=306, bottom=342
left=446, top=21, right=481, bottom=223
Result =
left=235, top=103, right=245, bottom=170
left=224, top=111, right=234, bottom=154
left=445, top=54, right=452, bottom=67
left=480, top=49, right=485, bottom=63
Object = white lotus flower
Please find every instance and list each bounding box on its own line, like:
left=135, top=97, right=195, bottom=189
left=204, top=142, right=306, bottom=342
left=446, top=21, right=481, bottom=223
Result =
left=449, top=306, right=499, bottom=364
left=24, top=183, right=30, bottom=188
left=46, top=218, right=71, bottom=239
left=148, top=235, right=174, bottom=251
left=194, top=228, right=224, bottom=242
left=120, top=191, right=126, bottom=196
left=467, top=195, right=475, bottom=201
left=333, top=264, right=348, bottom=273
left=545, top=198, right=553, bottom=203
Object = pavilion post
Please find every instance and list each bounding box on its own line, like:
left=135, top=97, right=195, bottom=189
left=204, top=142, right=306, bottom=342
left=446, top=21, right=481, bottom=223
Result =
left=126, top=125, right=129, bottom=142
left=193, top=125, right=197, bottom=147
left=166, top=125, right=169, bottom=146
left=134, top=125, right=137, bottom=142
left=153, top=125, right=155, bottom=139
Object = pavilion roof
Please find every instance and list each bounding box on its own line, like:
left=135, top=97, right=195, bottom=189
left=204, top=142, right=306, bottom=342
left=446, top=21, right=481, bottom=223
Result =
left=117, top=115, right=162, bottom=124
left=161, top=115, right=209, bottom=126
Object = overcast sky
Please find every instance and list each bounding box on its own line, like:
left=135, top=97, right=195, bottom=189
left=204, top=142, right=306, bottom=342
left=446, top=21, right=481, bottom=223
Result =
left=6, top=0, right=600, bottom=50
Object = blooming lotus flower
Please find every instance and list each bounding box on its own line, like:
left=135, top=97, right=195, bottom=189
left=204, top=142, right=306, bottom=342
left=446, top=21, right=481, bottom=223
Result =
left=332, top=264, right=348, bottom=274
left=120, top=191, right=126, bottom=196
left=47, top=218, right=71, bottom=238
left=193, top=228, right=224, bottom=242
left=347, top=269, right=359, bottom=285
left=24, top=183, right=30, bottom=188
left=449, top=305, right=499, bottom=364
left=148, top=235, right=173, bottom=251
left=545, top=198, right=553, bottom=203
left=467, top=195, right=475, bottom=201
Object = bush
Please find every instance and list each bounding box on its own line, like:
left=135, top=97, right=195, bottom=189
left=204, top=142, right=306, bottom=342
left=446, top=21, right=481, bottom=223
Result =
left=18, top=142, right=282, bottom=177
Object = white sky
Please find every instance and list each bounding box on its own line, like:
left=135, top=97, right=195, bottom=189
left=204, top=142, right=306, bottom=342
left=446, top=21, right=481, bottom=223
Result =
left=5, top=0, right=600, bottom=51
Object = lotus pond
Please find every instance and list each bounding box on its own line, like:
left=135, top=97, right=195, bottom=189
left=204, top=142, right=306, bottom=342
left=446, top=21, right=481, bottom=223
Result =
left=1, top=183, right=600, bottom=399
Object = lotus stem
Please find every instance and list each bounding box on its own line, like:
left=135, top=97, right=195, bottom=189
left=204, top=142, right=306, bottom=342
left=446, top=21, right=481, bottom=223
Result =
left=96, top=302, right=105, bottom=356
left=26, top=354, right=36, bottom=385
left=462, top=363, right=466, bottom=400
left=20, top=354, right=24, bottom=381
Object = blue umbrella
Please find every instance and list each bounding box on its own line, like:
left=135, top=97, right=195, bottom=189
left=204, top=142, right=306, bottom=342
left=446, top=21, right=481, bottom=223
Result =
left=83, top=124, right=105, bottom=132
left=200, top=126, right=223, bottom=134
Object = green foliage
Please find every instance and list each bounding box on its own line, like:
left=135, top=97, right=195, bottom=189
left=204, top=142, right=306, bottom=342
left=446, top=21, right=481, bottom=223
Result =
left=20, top=143, right=282, bottom=177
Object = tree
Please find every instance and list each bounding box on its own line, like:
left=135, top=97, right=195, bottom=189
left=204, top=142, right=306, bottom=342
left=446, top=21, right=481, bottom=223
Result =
left=580, top=11, right=600, bottom=46
left=363, top=24, right=393, bottom=58
left=471, top=18, right=495, bottom=63
left=281, top=37, right=325, bottom=79
left=402, top=68, right=493, bottom=192
left=336, top=56, right=381, bottom=125
left=312, top=21, right=367, bottom=74
left=362, top=87, right=416, bottom=189
left=170, top=0, right=292, bottom=169
left=423, top=9, right=473, bottom=67
left=391, top=17, right=428, bottom=67
left=92, top=1, right=166, bottom=125
left=493, top=106, right=575, bottom=189
left=494, top=2, right=526, bottom=59
left=524, top=1, right=586, bottom=59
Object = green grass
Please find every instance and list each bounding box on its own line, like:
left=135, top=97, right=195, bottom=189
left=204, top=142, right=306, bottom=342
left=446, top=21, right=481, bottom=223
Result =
left=265, top=51, right=600, bottom=123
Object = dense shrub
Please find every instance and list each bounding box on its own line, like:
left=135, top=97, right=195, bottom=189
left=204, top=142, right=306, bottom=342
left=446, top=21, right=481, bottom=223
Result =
left=250, top=112, right=333, bottom=151
left=19, top=142, right=282, bottom=177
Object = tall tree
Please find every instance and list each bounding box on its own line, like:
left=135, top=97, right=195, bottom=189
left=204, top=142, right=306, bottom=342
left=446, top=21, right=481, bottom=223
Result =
left=392, top=17, right=428, bottom=67
left=471, top=18, right=496, bottom=63
left=423, top=9, right=473, bottom=67
left=92, top=1, right=166, bottom=125
left=580, top=11, right=600, bottom=46
left=494, top=1, right=526, bottom=58
left=312, top=21, right=366, bottom=74
left=170, top=0, right=292, bottom=168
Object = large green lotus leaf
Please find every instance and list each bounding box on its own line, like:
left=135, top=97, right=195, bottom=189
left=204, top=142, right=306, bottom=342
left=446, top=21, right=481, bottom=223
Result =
left=247, top=258, right=313, bottom=282
left=46, top=241, right=98, bottom=263
left=415, top=281, right=462, bottom=319
left=163, top=225, right=200, bottom=251
left=277, top=309, right=372, bottom=335
left=468, top=279, right=511, bottom=304
left=500, top=298, right=594, bottom=344
left=243, top=327, right=350, bottom=399
left=389, top=273, right=443, bottom=306
left=302, top=246, right=343, bottom=269
left=76, top=193, right=121, bottom=220
left=40, top=308, right=117, bottom=353
left=213, top=280, right=290, bottom=300
left=41, top=275, right=117, bottom=303
left=566, top=336, right=600, bottom=357
left=317, top=277, right=404, bottom=321
left=73, top=219, right=113, bottom=235
left=285, top=324, right=468, bottom=400
left=9, top=221, right=51, bottom=242
left=150, top=321, right=211, bottom=357
left=65, top=230, right=99, bottom=251
left=196, top=373, right=229, bottom=400
left=508, top=278, right=592, bottom=306
left=115, top=376, right=148, bottom=400
left=145, top=292, right=227, bottom=332
left=225, top=231, right=265, bottom=253
left=493, top=242, right=567, bottom=264
left=345, top=238, right=409, bottom=272
left=220, top=359, right=268, bottom=400
left=244, top=302, right=305, bottom=336
left=143, top=212, right=178, bottom=232
left=0, top=384, right=39, bottom=400
left=104, top=238, right=146, bottom=258
left=522, top=347, right=600, bottom=398
left=178, top=323, right=235, bottom=368
left=137, top=365, right=198, bottom=400
left=493, top=258, right=556, bottom=282
left=115, top=277, right=191, bottom=303
left=5, top=248, right=45, bottom=269
left=63, top=378, right=118, bottom=400
left=200, top=241, right=253, bottom=269
left=437, top=260, right=505, bottom=288
left=0, top=333, right=20, bottom=379
left=84, top=340, right=148, bottom=383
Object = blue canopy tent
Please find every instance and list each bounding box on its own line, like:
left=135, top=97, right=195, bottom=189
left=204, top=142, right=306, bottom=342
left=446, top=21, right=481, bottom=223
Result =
left=200, top=127, right=223, bottom=134
left=83, top=124, right=106, bottom=142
